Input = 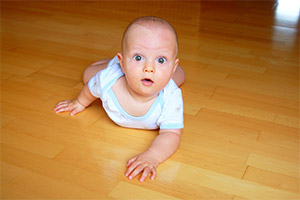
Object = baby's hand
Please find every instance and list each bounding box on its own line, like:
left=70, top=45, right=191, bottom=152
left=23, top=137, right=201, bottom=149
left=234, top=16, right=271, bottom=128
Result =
left=54, top=99, right=86, bottom=116
left=125, top=150, right=160, bottom=182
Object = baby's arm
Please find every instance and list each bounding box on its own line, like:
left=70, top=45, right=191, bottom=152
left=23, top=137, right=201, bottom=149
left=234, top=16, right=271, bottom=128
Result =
left=54, top=84, right=96, bottom=116
left=125, top=129, right=181, bottom=182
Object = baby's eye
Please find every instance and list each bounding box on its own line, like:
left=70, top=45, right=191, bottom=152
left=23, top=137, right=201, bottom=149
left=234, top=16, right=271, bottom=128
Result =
left=157, top=57, right=166, bottom=64
left=134, top=55, right=143, bottom=61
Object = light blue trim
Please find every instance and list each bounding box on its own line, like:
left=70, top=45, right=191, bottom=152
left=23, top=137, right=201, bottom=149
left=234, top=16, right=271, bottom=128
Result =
left=100, top=73, right=124, bottom=100
left=158, top=90, right=164, bottom=110
left=108, top=89, right=160, bottom=121
left=160, top=123, right=184, bottom=129
left=88, top=79, right=98, bottom=98
left=169, top=78, right=178, bottom=88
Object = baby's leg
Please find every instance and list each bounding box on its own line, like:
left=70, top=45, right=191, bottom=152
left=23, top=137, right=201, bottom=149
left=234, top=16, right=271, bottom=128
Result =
left=83, top=58, right=111, bottom=84
left=172, top=65, right=185, bottom=87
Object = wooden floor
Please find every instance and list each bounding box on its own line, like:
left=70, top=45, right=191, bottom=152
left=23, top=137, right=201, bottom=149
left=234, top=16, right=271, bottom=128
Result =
left=1, top=1, right=299, bottom=199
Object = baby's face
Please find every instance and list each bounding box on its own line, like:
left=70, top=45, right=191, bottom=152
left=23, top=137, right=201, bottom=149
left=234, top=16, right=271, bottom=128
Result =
left=118, top=24, right=179, bottom=98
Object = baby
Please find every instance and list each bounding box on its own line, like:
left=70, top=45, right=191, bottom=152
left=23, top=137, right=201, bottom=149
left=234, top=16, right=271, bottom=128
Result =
left=54, top=16, right=185, bottom=182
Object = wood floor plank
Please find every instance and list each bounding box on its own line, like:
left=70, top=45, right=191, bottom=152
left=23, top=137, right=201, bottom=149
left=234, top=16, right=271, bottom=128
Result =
left=246, top=153, right=299, bottom=178
left=3, top=170, right=104, bottom=199
left=1, top=93, right=104, bottom=129
left=1, top=63, right=36, bottom=78
left=213, top=86, right=299, bottom=117
left=243, top=166, right=299, bottom=193
left=2, top=50, right=55, bottom=72
left=258, top=130, right=299, bottom=150
left=1, top=128, right=65, bottom=159
left=273, top=114, right=299, bottom=128
left=2, top=117, right=106, bottom=150
left=197, top=108, right=298, bottom=139
left=0, top=114, right=16, bottom=128
left=2, top=76, right=56, bottom=101
left=1, top=162, right=25, bottom=186
left=1, top=187, right=32, bottom=200
left=1, top=144, right=117, bottom=198
left=196, top=110, right=299, bottom=163
left=108, top=181, right=181, bottom=200
left=173, top=162, right=299, bottom=200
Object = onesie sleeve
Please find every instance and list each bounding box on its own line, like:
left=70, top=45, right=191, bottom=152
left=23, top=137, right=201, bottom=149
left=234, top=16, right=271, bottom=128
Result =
left=157, top=87, right=184, bottom=129
left=88, top=55, right=124, bottom=100
left=88, top=70, right=103, bottom=98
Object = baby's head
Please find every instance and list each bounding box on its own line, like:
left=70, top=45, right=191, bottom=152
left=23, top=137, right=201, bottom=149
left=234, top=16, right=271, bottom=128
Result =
left=121, top=16, right=178, bottom=55
left=118, top=16, right=179, bottom=98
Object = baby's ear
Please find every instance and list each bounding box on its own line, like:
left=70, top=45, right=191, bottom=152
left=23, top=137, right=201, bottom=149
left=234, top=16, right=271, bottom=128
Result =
left=117, top=53, right=125, bottom=71
left=173, top=58, right=179, bottom=74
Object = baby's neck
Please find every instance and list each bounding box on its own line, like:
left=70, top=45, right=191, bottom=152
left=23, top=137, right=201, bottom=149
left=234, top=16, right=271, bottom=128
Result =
left=127, top=88, right=158, bottom=103
left=112, top=76, right=158, bottom=117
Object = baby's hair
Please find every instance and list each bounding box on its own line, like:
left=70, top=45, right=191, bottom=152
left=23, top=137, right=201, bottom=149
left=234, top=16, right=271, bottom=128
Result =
left=121, top=16, right=178, bottom=52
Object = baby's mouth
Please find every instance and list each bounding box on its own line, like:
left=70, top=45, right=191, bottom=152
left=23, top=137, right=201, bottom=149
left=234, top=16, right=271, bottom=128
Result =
left=141, top=78, right=154, bottom=86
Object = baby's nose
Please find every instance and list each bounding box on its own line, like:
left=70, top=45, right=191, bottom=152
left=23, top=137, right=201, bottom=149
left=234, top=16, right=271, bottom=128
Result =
left=143, top=67, right=154, bottom=73
left=143, top=63, right=155, bottom=73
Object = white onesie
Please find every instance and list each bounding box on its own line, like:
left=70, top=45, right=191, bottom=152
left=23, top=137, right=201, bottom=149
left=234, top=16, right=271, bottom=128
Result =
left=88, top=55, right=184, bottom=130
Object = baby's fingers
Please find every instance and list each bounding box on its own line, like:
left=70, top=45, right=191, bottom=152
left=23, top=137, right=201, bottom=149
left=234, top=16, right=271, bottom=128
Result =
left=54, top=104, right=69, bottom=113
left=127, top=164, right=144, bottom=180
left=125, top=160, right=139, bottom=178
left=54, top=101, right=74, bottom=113
left=140, top=167, right=151, bottom=182
left=57, top=100, right=71, bottom=105
left=150, top=167, right=157, bottom=180
left=126, top=156, right=137, bottom=167
left=54, top=100, right=70, bottom=110
left=140, top=167, right=156, bottom=182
